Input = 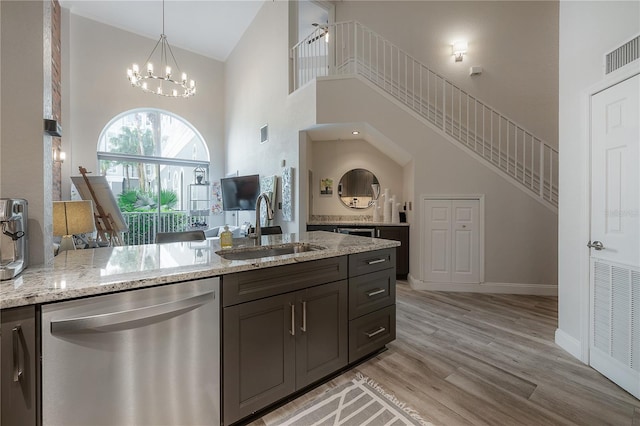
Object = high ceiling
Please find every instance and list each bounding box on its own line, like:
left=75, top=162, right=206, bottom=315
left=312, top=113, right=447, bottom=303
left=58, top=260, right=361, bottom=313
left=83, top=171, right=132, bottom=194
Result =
left=59, top=0, right=266, bottom=61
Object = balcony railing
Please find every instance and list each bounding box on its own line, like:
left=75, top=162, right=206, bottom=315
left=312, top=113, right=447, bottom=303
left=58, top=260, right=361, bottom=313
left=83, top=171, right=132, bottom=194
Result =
left=292, top=21, right=558, bottom=210
left=121, top=211, right=208, bottom=245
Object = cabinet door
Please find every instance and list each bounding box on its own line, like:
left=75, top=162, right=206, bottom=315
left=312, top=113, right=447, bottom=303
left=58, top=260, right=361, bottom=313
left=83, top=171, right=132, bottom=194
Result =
left=377, top=226, right=409, bottom=278
left=349, top=269, right=396, bottom=320
left=295, top=281, right=348, bottom=389
left=1, top=306, right=37, bottom=426
left=349, top=305, right=396, bottom=363
left=223, top=293, right=296, bottom=425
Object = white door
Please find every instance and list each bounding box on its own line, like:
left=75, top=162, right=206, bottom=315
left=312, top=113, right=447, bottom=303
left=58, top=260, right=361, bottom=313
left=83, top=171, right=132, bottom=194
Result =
left=423, top=199, right=480, bottom=283
left=589, top=74, right=640, bottom=399
left=452, top=200, right=480, bottom=283
left=424, top=199, right=452, bottom=282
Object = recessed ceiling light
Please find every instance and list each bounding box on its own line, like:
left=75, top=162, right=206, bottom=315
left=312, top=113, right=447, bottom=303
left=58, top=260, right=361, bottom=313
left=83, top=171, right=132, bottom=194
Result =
left=352, top=130, right=360, bottom=135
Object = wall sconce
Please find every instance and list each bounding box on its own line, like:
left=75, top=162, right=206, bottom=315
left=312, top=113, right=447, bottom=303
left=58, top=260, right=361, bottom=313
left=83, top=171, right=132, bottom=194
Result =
left=452, top=41, right=468, bottom=62
left=53, top=146, right=66, bottom=163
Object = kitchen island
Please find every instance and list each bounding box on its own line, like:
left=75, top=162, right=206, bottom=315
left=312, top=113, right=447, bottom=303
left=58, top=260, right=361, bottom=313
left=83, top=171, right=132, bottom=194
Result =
left=1, top=231, right=399, bottom=425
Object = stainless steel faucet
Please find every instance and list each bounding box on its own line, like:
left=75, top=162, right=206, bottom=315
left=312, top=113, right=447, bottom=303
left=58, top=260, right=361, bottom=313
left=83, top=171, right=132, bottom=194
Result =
left=249, top=192, right=274, bottom=245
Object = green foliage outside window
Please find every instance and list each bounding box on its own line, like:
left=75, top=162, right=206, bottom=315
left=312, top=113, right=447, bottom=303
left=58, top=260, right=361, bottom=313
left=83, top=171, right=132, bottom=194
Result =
left=117, top=189, right=188, bottom=245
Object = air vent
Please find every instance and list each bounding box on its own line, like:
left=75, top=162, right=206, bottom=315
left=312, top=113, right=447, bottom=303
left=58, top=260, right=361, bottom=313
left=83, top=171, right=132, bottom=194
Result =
left=260, top=124, right=268, bottom=144
left=605, top=35, right=639, bottom=74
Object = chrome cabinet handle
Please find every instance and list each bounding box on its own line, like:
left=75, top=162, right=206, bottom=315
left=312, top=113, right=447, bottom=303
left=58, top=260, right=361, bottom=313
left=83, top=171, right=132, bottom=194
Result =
left=365, top=326, right=386, bottom=338
left=290, top=303, right=295, bottom=336
left=50, top=292, right=214, bottom=333
left=12, top=325, right=23, bottom=382
left=587, top=241, right=605, bottom=251
left=301, top=301, right=307, bottom=332
left=367, top=289, right=386, bottom=297
left=367, top=258, right=386, bottom=265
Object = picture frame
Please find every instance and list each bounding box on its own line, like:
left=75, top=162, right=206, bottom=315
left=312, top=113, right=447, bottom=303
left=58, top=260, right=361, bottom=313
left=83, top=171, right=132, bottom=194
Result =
left=320, top=178, right=333, bottom=196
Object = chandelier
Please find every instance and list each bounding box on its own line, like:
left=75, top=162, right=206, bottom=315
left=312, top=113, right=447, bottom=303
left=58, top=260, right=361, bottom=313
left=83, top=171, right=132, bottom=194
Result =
left=126, top=0, right=196, bottom=98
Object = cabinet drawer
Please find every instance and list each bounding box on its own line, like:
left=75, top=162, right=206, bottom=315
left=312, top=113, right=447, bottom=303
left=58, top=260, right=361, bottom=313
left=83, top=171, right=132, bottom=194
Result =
left=222, top=256, right=347, bottom=307
left=349, top=269, right=396, bottom=320
left=348, top=305, right=396, bottom=363
left=349, top=248, right=395, bottom=277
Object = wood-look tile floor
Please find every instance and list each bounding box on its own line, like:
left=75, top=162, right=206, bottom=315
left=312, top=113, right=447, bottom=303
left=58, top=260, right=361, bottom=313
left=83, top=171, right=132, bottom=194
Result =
left=250, top=282, right=640, bottom=426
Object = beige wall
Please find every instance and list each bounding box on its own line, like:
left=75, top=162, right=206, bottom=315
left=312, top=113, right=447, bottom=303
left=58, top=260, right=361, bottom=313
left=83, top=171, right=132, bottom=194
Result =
left=224, top=1, right=316, bottom=231
left=62, top=12, right=226, bottom=228
left=336, top=1, right=559, bottom=149
left=224, top=0, right=558, bottom=288
left=310, top=139, right=404, bottom=217
left=557, top=1, right=640, bottom=359
left=1, top=1, right=53, bottom=265
left=316, top=77, right=558, bottom=287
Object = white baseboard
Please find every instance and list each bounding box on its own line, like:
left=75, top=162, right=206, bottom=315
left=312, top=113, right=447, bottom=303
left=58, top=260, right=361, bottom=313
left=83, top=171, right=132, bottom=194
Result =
left=591, top=348, right=640, bottom=399
left=407, top=274, right=557, bottom=296
left=554, top=328, right=585, bottom=362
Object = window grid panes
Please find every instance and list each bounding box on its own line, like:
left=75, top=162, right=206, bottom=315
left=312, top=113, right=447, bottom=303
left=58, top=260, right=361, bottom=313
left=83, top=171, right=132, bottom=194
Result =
left=97, top=109, right=210, bottom=245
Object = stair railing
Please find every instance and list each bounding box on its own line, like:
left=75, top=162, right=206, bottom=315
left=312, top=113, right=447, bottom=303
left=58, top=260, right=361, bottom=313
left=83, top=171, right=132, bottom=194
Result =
left=292, top=21, right=558, bottom=209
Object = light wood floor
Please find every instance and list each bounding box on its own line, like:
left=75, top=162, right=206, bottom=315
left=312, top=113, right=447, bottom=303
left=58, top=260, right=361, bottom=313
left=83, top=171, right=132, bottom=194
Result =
left=250, top=282, right=640, bottom=426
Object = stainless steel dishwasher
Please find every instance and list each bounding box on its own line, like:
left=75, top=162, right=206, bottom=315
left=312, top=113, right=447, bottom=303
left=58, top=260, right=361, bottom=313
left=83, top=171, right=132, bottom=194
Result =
left=41, top=277, right=220, bottom=426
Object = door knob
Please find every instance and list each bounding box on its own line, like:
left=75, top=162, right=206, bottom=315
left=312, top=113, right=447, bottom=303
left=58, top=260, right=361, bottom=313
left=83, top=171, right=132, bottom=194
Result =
left=587, top=241, right=605, bottom=250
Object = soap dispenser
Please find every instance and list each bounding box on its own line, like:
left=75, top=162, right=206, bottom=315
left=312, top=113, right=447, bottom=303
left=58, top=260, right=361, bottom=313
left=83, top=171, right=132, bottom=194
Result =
left=220, top=225, right=233, bottom=249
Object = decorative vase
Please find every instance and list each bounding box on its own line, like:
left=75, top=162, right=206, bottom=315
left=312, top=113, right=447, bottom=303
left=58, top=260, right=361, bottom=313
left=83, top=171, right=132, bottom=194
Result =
left=372, top=200, right=380, bottom=222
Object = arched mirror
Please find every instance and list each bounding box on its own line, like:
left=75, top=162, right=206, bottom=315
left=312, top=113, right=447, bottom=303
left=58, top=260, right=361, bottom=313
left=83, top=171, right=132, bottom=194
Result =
left=337, top=168, right=379, bottom=209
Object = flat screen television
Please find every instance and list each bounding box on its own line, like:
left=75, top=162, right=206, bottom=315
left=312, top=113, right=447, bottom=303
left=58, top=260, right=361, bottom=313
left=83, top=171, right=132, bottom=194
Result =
left=220, top=174, right=260, bottom=211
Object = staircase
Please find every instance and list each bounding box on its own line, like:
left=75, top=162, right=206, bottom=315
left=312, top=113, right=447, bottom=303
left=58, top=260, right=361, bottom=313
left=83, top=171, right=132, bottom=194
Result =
left=292, top=21, right=558, bottom=211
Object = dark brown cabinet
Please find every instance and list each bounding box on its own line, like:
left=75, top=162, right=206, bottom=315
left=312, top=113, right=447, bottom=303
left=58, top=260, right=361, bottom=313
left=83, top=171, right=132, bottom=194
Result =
left=295, top=281, right=348, bottom=388
left=222, top=250, right=396, bottom=425
left=306, top=224, right=409, bottom=278
left=223, top=292, right=296, bottom=425
left=376, top=226, right=409, bottom=279
left=347, top=248, right=397, bottom=363
left=1, top=305, right=38, bottom=426
left=222, top=260, right=348, bottom=425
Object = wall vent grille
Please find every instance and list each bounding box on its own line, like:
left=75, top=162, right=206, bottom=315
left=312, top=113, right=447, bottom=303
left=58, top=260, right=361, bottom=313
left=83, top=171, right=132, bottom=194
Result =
left=606, top=36, right=639, bottom=74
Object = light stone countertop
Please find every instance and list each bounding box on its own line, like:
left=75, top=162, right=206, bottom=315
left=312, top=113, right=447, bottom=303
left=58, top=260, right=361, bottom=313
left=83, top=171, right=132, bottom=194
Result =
left=0, top=231, right=399, bottom=309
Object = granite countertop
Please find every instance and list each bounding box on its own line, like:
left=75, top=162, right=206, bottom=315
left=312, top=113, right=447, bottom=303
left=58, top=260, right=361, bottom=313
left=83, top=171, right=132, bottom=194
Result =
left=0, top=231, right=399, bottom=309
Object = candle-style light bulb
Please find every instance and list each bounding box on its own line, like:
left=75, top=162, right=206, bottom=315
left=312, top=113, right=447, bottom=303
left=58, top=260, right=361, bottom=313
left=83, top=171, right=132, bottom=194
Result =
left=157, top=86, right=163, bottom=95
left=165, top=66, right=171, bottom=77
left=142, top=82, right=148, bottom=90
left=190, top=80, right=195, bottom=88
left=181, top=72, right=187, bottom=82
left=147, top=63, right=154, bottom=74
left=172, top=89, right=178, bottom=97
left=132, top=64, right=139, bottom=73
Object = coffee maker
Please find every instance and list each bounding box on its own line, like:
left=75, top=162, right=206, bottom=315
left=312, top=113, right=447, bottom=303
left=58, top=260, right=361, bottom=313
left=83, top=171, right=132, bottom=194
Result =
left=0, top=198, right=28, bottom=280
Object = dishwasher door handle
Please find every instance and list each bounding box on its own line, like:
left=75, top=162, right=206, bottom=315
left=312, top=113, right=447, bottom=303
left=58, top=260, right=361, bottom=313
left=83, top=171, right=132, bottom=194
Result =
left=50, top=291, right=215, bottom=333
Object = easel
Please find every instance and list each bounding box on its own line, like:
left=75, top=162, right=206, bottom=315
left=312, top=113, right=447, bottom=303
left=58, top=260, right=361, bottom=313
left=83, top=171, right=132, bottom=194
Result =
left=78, top=166, right=124, bottom=246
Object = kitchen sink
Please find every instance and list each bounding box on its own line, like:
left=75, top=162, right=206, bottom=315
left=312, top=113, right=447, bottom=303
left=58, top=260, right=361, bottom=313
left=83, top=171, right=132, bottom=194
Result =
left=216, top=243, right=326, bottom=261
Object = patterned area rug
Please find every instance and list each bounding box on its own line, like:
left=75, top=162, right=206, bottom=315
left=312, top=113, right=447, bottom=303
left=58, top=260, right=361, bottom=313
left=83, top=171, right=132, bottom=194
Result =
left=273, top=373, right=432, bottom=426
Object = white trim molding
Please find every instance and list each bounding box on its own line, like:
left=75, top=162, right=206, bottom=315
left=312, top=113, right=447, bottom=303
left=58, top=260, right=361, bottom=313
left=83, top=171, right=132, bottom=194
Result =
left=408, top=274, right=557, bottom=296
left=555, top=328, right=586, bottom=363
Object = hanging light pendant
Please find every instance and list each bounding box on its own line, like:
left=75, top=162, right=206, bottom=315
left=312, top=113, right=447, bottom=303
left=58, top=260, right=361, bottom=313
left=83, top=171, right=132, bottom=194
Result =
left=127, top=0, right=196, bottom=98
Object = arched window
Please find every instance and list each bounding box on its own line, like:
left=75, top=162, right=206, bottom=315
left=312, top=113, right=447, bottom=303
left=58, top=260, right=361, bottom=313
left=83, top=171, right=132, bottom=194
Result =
left=97, top=109, right=210, bottom=245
